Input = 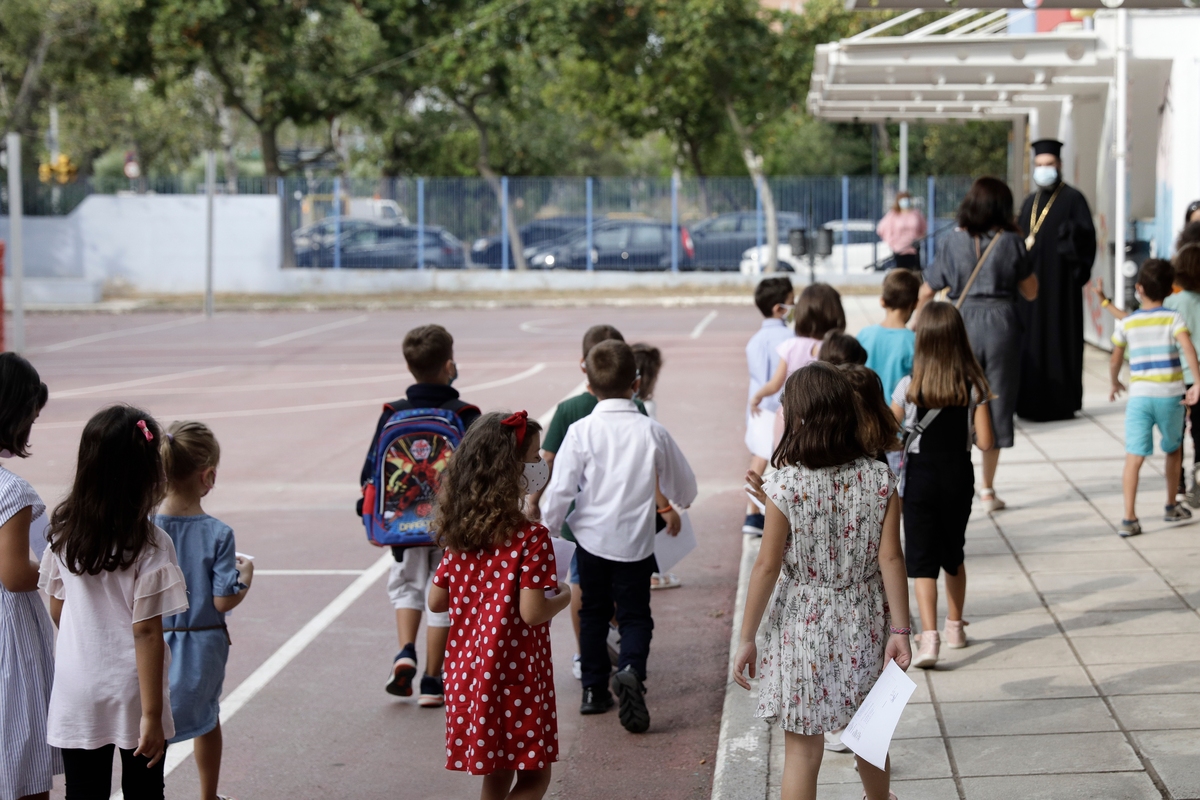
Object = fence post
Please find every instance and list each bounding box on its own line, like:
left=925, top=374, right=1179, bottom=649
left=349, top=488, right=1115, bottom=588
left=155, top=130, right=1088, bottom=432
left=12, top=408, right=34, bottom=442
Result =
left=586, top=177, right=594, bottom=273
left=755, top=176, right=763, bottom=272
left=841, top=175, right=850, bottom=275
left=671, top=173, right=680, bottom=273
left=204, top=151, right=216, bottom=317
left=417, top=177, right=425, bottom=271
left=6, top=133, right=23, bottom=352
left=332, top=176, right=342, bottom=270
left=926, top=175, right=936, bottom=266
left=501, top=176, right=509, bottom=273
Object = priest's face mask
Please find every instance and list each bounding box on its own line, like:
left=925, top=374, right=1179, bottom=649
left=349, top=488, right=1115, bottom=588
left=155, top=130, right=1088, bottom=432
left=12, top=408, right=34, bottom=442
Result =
left=1033, top=155, right=1061, bottom=189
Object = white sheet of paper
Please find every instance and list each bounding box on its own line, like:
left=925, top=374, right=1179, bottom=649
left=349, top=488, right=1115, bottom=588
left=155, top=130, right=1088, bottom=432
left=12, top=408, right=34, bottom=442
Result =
left=654, top=509, right=697, bottom=573
left=839, top=660, right=917, bottom=770
left=546, top=537, right=576, bottom=597
left=29, top=512, right=49, bottom=560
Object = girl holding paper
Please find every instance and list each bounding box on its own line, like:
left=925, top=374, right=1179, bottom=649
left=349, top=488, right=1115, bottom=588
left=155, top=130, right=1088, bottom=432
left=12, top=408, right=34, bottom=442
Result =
left=733, top=363, right=912, bottom=800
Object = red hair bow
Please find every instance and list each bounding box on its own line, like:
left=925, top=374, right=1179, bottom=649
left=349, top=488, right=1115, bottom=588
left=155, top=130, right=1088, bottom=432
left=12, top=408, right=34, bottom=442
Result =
left=500, top=410, right=529, bottom=451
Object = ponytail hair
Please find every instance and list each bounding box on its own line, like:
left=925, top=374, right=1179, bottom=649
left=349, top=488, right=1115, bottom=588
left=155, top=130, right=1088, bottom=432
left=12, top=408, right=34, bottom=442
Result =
left=49, top=405, right=165, bottom=575
left=161, top=420, right=221, bottom=488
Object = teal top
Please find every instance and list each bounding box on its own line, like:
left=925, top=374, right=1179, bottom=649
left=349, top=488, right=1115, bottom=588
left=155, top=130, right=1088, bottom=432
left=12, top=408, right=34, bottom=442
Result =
left=1164, top=290, right=1200, bottom=384
left=856, top=324, right=916, bottom=400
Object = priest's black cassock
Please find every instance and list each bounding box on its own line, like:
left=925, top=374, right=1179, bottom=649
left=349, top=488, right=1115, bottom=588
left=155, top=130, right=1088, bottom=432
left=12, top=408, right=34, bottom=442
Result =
left=1016, top=179, right=1097, bottom=422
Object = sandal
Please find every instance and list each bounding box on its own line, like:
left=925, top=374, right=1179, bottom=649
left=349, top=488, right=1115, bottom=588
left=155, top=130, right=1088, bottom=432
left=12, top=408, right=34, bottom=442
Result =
left=650, top=572, right=682, bottom=590
left=979, top=488, right=1006, bottom=513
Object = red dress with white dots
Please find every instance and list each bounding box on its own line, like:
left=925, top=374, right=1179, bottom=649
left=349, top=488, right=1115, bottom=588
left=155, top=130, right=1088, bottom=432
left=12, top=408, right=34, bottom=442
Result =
left=432, top=521, right=559, bottom=775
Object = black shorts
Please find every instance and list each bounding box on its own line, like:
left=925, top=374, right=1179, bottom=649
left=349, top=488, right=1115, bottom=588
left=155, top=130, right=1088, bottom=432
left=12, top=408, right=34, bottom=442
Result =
left=902, top=454, right=973, bottom=579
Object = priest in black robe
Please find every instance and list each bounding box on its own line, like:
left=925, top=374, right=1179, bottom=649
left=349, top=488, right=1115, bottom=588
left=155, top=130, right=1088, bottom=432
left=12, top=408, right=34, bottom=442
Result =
left=1016, top=139, right=1098, bottom=421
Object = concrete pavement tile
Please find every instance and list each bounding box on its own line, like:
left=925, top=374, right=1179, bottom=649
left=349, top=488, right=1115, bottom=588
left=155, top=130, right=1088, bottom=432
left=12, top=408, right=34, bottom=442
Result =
left=1131, top=729, right=1200, bottom=799
left=888, top=737, right=953, bottom=781
left=964, top=537, right=1015, bottom=556
left=1092, top=662, right=1200, bottom=696
left=938, top=697, right=1116, bottom=736
left=1020, top=551, right=1153, bottom=573
left=960, top=772, right=1160, bottom=800
left=1003, top=534, right=1129, bottom=554
left=1071, top=633, right=1200, bottom=664
left=1128, top=529, right=1200, bottom=549
left=934, top=636, right=1078, bottom=669
left=957, top=572, right=1034, bottom=593
left=951, top=732, right=1141, bottom=776
left=934, top=590, right=1046, bottom=616
left=1057, top=609, right=1200, bottom=637
left=1172, top=585, right=1200, bottom=611
left=1043, top=590, right=1187, bottom=613
left=812, top=778, right=959, bottom=799
left=893, top=703, right=941, bottom=740
left=952, top=612, right=1059, bottom=641
left=1029, top=569, right=1169, bottom=594
left=957, top=554, right=1023, bottom=574
left=814, top=750, right=862, bottom=785
left=928, top=666, right=1097, bottom=702
left=1109, top=694, right=1200, bottom=730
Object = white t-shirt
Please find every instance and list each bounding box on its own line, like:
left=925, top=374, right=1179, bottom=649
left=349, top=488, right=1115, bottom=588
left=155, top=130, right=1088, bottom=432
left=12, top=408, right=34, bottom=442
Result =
left=40, top=525, right=188, bottom=750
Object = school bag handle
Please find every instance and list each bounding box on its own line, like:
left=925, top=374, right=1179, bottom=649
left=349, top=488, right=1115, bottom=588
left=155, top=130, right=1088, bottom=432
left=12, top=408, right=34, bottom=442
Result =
left=955, top=233, right=1003, bottom=310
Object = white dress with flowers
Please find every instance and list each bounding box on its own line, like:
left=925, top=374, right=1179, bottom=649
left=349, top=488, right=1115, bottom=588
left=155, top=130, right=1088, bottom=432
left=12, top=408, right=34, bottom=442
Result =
left=756, top=458, right=895, bottom=735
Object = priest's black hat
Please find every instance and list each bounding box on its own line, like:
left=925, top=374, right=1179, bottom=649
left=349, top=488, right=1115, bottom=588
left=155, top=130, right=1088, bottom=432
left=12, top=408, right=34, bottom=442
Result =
left=1031, top=139, right=1063, bottom=157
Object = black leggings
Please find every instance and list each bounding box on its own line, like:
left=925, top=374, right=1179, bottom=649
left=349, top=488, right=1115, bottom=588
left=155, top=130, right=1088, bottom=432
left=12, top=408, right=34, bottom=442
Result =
left=62, top=745, right=166, bottom=800
left=1177, top=389, right=1200, bottom=494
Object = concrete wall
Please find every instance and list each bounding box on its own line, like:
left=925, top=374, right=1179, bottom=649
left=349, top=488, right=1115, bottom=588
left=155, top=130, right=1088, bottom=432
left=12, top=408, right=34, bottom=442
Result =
left=0, top=215, right=81, bottom=277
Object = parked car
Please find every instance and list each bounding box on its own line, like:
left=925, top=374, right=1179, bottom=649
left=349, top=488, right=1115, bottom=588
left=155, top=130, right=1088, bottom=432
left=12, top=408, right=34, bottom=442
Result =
left=739, top=220, right=892, bottom=274
left=688, top=211, right=808, bottom=270
left=294, top=218, right=467, bottom=269
left=348, top=198, right=408, bottom=223
left=471, top=216, right=590, bottom=267
left=527, top=219, right=694, bottom=270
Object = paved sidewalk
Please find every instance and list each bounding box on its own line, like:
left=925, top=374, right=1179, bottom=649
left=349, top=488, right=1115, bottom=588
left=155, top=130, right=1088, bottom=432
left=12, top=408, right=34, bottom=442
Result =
left=716, top=303, right=1200, bottom=800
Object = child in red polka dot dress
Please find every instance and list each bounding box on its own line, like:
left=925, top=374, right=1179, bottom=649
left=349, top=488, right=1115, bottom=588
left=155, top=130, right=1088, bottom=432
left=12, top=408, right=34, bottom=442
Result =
left=429, top=410, right=571, bottom=800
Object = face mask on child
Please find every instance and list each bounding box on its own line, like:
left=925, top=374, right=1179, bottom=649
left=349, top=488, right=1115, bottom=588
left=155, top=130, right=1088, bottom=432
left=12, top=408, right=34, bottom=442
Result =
left=898, top=198, right=911, bottom=210
left=522, top=458, right=550, bottom=494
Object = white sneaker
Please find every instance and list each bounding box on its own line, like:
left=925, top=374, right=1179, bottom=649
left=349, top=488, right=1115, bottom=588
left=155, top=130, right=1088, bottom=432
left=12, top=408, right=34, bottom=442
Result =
left=912, top=630, right=940, bottom=669
left=824, top=729, right=850, bottom=752
left=980, top=489, right=1006, bottom=513
left=572, top=653, right=582, bottom=681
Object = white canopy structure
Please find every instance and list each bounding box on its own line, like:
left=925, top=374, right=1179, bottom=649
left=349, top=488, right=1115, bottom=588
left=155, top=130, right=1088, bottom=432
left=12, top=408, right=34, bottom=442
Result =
left=808, top=8, right=1200, bottom=343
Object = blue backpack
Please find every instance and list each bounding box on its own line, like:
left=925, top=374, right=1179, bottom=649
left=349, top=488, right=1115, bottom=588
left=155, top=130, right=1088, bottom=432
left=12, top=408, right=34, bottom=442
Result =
left=360, top=399, right=478, bottom=548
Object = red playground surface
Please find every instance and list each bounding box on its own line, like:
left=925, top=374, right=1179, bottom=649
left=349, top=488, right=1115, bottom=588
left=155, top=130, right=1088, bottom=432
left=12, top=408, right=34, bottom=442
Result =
left=21, top=306, right=752, bottom=800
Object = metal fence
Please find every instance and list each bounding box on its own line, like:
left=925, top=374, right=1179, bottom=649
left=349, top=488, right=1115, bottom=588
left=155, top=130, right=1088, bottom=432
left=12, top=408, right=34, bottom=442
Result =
left=1, top=174, right=978, bottom=272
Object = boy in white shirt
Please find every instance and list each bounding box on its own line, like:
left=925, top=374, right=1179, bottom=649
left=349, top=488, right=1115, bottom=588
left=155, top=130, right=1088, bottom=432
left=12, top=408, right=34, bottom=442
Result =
left=542, top=340, right=697, bottom=733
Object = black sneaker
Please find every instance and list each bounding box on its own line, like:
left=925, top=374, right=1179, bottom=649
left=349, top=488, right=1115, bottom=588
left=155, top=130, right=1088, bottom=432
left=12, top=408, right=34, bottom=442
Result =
left=611, top=665, right=650, bottom=733
left=742, top=513, right=765, bottom=535
left=386, top=644, right=417, bottom=697
left=418, top=673, right=445, bottom=708
left=580, top=686, right=614, bottom=715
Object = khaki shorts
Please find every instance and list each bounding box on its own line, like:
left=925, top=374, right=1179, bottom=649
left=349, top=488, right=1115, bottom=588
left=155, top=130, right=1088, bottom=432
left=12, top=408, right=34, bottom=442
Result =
left=386, top=545, right=450, bottom=627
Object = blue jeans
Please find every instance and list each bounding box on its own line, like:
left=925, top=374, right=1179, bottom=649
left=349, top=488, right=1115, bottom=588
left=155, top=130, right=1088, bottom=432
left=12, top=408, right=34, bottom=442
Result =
left=1125, top=395, right=1186, bottom=457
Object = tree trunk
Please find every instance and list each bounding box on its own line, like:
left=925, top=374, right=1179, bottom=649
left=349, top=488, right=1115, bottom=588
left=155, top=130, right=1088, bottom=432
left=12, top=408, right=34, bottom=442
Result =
left=875, top=122, right=893, bottom=159
left=458, top=100, right=527, bottom=270
left=6, top=24, right=53, bottom=134
left=219, top=105, right=238, bottom=193
left=684, top=138, right=710, bottom=217
left=726, top=103, right=778, bottom=274
left=259, top=120, right=282, bottom=179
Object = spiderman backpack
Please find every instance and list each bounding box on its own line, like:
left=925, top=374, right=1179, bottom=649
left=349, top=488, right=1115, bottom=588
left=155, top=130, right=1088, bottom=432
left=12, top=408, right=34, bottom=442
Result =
left=359, top=398, right=478, bottom=548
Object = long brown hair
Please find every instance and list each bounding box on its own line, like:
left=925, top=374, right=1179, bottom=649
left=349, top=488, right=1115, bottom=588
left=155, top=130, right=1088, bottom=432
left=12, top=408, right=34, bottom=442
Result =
left=49, top=405, right=165, bottom=575
left=793, top=283, right=846, bottom=339
left=434, top=412, right=542, bottom=552
left=840, top=364, right=901, bottom=456
left=906, top=303, right=990, bottom=408
left=772, top=362, right=867, bottom=470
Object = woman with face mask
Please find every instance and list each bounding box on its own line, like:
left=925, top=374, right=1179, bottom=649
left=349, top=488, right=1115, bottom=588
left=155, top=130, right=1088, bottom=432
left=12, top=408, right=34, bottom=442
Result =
left=876, top=191, right=928, bottom=271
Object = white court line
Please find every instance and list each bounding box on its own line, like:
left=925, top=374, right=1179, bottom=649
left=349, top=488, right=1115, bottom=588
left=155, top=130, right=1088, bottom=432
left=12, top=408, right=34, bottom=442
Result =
left=254, top=569, right=367, bottom=576
left=40, top=363, right=547, bottom=430
left=31, top=317, right=206, bottom=354
left=254, top=315, right=368, bottom=348
left=116, top=552, right=394, bottom=795
left=49, top=367, right=227, bottom=399
left=537, top=379, right=587, bottom=428
left=690, top=310, right=719, bottom=339
left=71, top=372, right=413, bottom=399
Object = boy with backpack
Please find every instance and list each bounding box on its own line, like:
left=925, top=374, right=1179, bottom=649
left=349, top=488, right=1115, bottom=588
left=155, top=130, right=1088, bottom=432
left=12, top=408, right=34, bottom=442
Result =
left=358, top=324, right=479, bottom=707
left=542, top=340, right=697, bottom=733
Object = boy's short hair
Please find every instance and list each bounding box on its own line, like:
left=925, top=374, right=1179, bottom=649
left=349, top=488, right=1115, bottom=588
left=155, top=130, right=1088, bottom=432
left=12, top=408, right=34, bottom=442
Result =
left=1175, top=244, right=1200, bottom=293
left=582, top=325, right=625, bottom=359
left=403, top=324, right=454, bottom=382
left=881, top=269, right=921, bottom=311
left=1177, top=221, right=1200, bottom=252
left=586, top=340, right=638, bottom=398
left=1137, top=259, right=1175, bottom=303
left=754, top=277, right=794, bottom=318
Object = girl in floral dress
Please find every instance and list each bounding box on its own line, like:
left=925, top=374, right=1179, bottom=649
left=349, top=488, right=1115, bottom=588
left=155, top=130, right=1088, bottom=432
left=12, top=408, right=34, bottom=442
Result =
left=733, top=363, right=912, bottom=800
left=428, top=411, right=571, bottom=800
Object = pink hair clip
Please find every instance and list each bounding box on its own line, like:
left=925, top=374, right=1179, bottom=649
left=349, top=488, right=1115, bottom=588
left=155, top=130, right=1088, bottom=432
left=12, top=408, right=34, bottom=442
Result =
left=136, top=420, right=154, bottom=441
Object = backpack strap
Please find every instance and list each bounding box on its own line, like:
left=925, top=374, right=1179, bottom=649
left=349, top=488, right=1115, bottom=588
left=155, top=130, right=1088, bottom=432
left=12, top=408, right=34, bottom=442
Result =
left=902, top=408, right=942, bottom=456
left=439, top=398, right=480, bottom=420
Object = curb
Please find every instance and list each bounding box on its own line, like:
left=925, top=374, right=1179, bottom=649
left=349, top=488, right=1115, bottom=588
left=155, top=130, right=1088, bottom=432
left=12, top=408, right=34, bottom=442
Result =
left=710, top=533, right=771, bottom=800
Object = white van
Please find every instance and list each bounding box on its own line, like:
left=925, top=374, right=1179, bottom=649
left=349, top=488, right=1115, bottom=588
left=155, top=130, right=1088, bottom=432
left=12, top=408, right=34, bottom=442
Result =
left=348, top=198, right=409, bottom=223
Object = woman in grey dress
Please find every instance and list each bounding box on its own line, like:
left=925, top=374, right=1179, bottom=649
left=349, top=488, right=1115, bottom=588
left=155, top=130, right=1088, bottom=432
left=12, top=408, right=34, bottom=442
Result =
left=917, top=177, right=1039, bottom=512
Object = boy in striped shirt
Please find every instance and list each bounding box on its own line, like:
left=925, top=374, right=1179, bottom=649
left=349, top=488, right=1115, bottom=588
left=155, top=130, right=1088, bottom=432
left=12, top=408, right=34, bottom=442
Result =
left=1110, top=259, right=1200, bottom=536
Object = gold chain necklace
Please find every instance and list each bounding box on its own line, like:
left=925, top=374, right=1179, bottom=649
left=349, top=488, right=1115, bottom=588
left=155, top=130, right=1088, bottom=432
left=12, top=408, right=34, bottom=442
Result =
left=1026, top=183, right=1063, bottom=250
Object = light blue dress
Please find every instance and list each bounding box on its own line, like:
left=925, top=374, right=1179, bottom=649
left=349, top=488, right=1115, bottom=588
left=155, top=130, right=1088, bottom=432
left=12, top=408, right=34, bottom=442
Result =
left=0, top=467, right=62, bottom=799
left=156, top=514, right=240, bottom=743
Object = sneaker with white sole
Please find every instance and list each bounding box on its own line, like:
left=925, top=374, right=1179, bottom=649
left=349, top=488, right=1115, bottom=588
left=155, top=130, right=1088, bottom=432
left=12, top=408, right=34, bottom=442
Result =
left=418, top=673, right=445, bottom=708
left=980, top=489, right=1006, bottom=513
left=1118, top=519, right=1142, bottom=538
left=912, top=630, right=939, bottom=669
left=944, top=619, right=968, bottom=649
left=572, top=653, right=582, bottom=681
left=1164, top=503, right=1193, bottom=523
left=824, top=729, right=850, bottom=752
left=742, top=513, right=765, bottom=535
left=385, top=644, right=417, bottom=697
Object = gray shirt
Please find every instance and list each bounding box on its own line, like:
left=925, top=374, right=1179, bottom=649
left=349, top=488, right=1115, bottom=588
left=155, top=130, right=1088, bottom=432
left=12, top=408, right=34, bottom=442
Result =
left=926, top=229, right=1032, bottom=302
